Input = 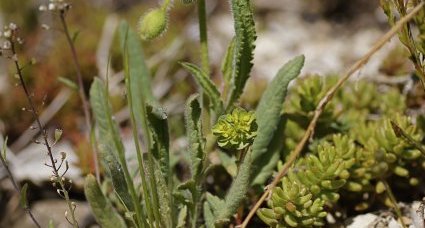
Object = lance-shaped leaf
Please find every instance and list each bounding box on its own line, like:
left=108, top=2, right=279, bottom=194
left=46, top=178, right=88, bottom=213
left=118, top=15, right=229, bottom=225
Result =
left=119, top=21, right=156, bottom=130
left=221, top=37, right=236, bottom=92
left=90, top=78, right=133, bottom=211
left=226, top=0, right=257, bottom=107
left=146, top=104, right=170, bottom=184
left=84, top=174, right=127, bottom=228
left=210, top=56, right=305, bottom=224
left=184, top=94, right=205, bottom=181
left=252, top=55, right=305, bottom=162
left=251, top=116, right=286, bottom=185
left=181, top=62, right=223, bottom=114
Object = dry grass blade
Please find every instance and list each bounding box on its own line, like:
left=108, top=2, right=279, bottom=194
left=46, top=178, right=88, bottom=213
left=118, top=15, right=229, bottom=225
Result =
left=240, top=2, right=425, bottom=227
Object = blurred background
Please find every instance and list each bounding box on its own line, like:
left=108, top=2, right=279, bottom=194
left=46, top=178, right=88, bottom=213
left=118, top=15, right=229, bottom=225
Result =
left=0, top=0, right=411, bottom=227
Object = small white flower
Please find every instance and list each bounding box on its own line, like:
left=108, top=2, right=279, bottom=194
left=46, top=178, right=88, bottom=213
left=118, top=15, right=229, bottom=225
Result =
left=9, top=23, right=17, bottom=30
left=48, top=3, right=56, bottom=11
left=3, top=30, right=11, bottom=38
left=39, top=5, right=47, bottom=11
left=3, top=41, right=11, bottom=49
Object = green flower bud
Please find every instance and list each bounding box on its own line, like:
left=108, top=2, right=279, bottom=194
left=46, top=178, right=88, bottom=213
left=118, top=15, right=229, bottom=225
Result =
left=138, top=8, right=168, bottom=41
left=212, top=107, right=257, bottom=150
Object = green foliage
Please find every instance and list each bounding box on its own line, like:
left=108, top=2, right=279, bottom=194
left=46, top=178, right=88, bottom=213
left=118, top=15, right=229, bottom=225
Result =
left=181, top=62, right=224, bottom=114
left=84, top=174, right=127, bottom=228
left=226, top=0, right=257, bottom=107
left=259, top=75, right=425, bottom=226
left=89, top=78, right=134, bottom=212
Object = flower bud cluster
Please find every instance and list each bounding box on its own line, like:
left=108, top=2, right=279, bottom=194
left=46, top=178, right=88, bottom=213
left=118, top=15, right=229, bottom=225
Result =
left=39, top=0, right=71, bottom=12
left=0, top=23, right=22, bottom=56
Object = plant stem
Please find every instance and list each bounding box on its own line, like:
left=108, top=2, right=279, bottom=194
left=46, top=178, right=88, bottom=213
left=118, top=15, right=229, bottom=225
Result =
left=198, top=0, right=210, bottom=76
left=240, top=3, right=425, bottom=227
left=58, top=10, right=100, bottom=183
left=124, top=46, right=156, bottom=227
left=11, top=42, right=79, bottom=228
left=382, top=180, right=407, bottom=228
left=0, top=145, right=41, bottom=227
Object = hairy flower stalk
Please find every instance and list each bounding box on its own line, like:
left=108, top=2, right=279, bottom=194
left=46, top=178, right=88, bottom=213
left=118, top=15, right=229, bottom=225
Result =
left=1, top=24, right=79, bottom=227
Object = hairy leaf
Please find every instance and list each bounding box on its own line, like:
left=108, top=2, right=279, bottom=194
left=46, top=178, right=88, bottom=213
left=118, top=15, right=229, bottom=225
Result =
left=90, top=78, right=133, bottom=211
left=119, top=21, right=156, bottom=130
left=146, top=104, right=170, bottom=184
left=84, top=174, right=127, bottom=228
left=181, top=62, right=223, bottom=114
left=251, top=116, right=286, bottom=185
left=252, top=55, right=305, bottom=162
left=226, top=0, right=257, bottom=107
left=185, top=94, right=206, bottom=182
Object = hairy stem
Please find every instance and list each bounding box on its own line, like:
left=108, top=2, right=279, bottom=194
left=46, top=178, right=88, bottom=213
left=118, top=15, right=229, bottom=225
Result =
left=240, top=3, right=425, bottom=227
left=11, top=42, right=79, bottom=227
left=58, top=10, right=100, bottom=182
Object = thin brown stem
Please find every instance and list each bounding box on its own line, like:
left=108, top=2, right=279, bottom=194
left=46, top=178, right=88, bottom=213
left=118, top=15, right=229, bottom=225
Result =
left=0, top=148, right=41, bottom=227
left=240, top=3, right=425, bottom=227
left=382, top=180, right=407, bottom=228
left=58, top=10, right=100, bottom=182
left=11, top=42, right=79, bottom=228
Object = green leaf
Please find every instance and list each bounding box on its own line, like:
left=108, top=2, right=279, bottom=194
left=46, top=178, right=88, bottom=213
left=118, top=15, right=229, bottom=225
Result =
left=203, top=202, right=215, bottom=228
left=176, top=206, right=188, bottom=228
left=211, top=56, right=305, bottom=224
left=58, top=76, right=78, bottom=90
left=153, top=161, right=172, bottom=227
left=181, top=63, right=223, bottom=114
left=119, top=21, right=156, bottom=129
left=217, top=150, right=237, bottom=177
left=54, top=129, right=63, bottom=145
left=89, top=78, right=133, bottom=211
left=2, top=136, right=8, bottom=161
left=48, top=220, right=55, bottom=228
left=20, top=183, right=28, bottom=209
left=226, top=0, right=257, bottom=107
left=221, top=37, right=236, bottom=88
left=184, top=94, right=205, bottom=181
left=252, top=55, right=305, bottom=162
left=251, top=116, right=286, bottom=185
left=214, top=150, right=253, bottom=224
left=84, top=174, right=127, bottom=228
left=146, top=104, right=170, bottom=184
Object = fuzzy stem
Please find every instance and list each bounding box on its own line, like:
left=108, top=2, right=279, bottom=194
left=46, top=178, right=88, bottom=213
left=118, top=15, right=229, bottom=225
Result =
left=240, top=3, right=425, bottom=227
left=58, top=10, right=100, bottom=183
left=382, top=180, right=407, bottom=228
left=11, top=42, right=79, bottom=228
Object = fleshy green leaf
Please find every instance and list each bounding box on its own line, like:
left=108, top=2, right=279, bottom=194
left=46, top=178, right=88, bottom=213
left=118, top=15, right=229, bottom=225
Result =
left=84, top=174, right=127, bottom=228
